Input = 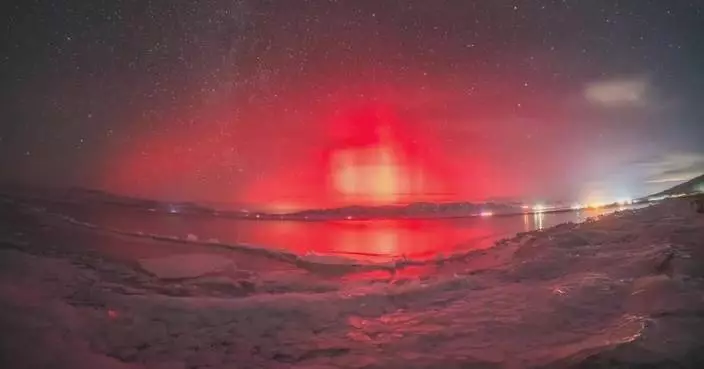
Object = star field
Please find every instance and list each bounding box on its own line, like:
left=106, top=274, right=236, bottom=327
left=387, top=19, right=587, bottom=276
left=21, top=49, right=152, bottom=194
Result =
left=1, top=0, right=703, bottom=206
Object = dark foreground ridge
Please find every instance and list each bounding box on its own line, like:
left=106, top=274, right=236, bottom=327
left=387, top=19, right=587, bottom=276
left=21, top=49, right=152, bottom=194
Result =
left=1, top=196, right=704, bottom=368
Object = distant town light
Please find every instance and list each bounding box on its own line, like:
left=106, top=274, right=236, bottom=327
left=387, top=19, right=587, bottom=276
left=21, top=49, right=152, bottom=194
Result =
left=570, top=203, right=583, bottom=210
left=533, top=204, right=545, bottom=212
left=480, top=211, right=494, bottom=217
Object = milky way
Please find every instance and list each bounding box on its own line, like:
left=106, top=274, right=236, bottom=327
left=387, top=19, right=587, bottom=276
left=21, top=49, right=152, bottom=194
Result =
left=2, top=1, right=703, bottom=209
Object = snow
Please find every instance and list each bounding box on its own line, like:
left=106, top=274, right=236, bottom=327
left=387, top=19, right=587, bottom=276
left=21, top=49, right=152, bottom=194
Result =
left=1, top=198, right=704, bottom=368
left=299, top=252, right=361, bottom=265
left=138, top=254, right=234, bottom=280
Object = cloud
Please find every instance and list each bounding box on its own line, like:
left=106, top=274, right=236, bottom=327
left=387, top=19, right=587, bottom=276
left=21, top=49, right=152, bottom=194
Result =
left=633, top=152, right=704, bottom=184
left=583, top=76, right=650, bottom=107
left=646, top=176, right=696, bottom=184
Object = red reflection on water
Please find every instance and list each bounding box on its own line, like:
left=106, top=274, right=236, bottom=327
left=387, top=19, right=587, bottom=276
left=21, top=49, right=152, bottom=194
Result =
left=231, top=219, right=505, bottom=262
left=54, top=204, right=636, bottom=267
left=57, top=205, right=509, bottom=262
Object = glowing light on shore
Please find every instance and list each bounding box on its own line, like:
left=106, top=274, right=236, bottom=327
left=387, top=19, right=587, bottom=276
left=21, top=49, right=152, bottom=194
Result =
left=480, top=211, right=494, bottom=217
left=587, top=202, right=606, bottom=209
left=570, top=203, right=584, bottom=210
left=533, top=204, right=546, bottom=212
left=533, top=211, right=545, bottom=229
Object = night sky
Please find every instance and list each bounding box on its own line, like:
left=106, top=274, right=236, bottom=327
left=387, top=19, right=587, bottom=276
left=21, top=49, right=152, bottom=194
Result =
left=2, top=0, right=704, bottom=210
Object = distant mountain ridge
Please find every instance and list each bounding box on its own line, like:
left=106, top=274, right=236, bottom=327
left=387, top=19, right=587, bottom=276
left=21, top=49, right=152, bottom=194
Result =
left=647, top=173, right=704, bottom=198
left=0, top=184, right=212, bottom=213
left=1, top=184, right=530, bottom=219
left=285, top=201, right=525, bottom=219
left=10, top=177, right=700, bottom=221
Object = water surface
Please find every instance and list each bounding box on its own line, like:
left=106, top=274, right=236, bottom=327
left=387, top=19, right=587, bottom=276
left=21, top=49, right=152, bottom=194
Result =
left=57, top=204, right=644, bottom=262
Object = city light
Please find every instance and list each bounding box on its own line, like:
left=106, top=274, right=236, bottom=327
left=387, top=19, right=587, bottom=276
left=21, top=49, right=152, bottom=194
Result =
left=533, top=204, right=546, bottom=212
left=480, top=211, right=494, bottom=217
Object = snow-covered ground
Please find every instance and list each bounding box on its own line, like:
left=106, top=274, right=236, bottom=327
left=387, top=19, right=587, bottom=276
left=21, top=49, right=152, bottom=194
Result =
left=1, top=198, right=703, bottom=368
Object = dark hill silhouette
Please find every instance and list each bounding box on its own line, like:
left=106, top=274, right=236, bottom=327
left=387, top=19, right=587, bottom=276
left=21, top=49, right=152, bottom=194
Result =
left=647, top=173, right=704, bottom=198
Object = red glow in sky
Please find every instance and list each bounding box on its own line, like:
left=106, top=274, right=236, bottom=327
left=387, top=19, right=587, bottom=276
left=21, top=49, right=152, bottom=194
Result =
left=104, top=102, right=467, bottom=210
left=321, top=104, right=455, bottom=207
left=5, top=1, right=700, bottom=205
left=103, top=97, right=530, bottom=211
left=244, top=104, right=465, bottom=210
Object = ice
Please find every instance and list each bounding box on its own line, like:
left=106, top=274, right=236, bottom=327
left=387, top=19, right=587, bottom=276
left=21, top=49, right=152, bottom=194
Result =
left=299, top=252, right=361, bottom=265
left=1, top=198, right=704, bottom=368
left=138, top=254, right=234, bottom=280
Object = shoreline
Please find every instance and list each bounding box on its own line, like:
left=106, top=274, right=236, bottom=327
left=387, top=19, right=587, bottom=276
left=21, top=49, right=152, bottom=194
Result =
left=0, top=190, right=665, bottom=222
left=1, top=197, right=703, bottom=368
